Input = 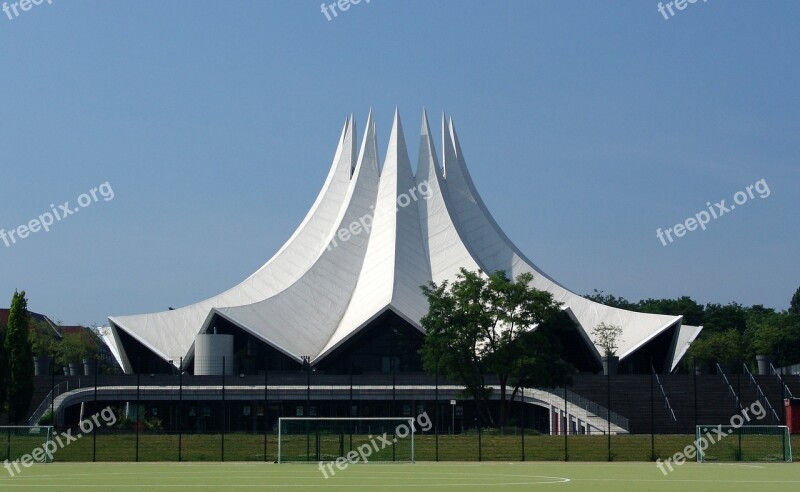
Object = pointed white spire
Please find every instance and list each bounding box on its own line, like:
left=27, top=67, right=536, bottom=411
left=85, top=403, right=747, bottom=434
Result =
left=442, top=114, right=458, bottom=179
left=415, top=109, right=481, bottom=284
left=355, top=108, right=379, bottom=177
left=383, top=107, right=413, bottom=180
left=417, top=108, right=442, bottom=179
left=346, top=114, right=357, bottom=178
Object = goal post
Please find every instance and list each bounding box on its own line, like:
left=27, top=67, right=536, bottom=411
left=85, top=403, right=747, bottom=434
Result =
left=1, top=426, right=55, bottom=463
left=277, top=417, right=416, bottom=464
left=696, top=425, right=791, bottom=463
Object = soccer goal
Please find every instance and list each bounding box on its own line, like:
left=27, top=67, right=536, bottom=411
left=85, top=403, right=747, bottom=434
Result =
left=1, top=426, right=55, bottom=463
left=277, top=417, right=415, bottom=464
left=696, top=425, right=792, bottom=462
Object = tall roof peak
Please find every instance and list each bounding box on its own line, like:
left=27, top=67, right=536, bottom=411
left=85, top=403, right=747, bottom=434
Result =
left=420, top=109, right=432, bottom=137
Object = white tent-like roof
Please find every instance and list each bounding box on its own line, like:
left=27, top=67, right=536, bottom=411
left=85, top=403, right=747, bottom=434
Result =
left=109, top=110, right=701, bottom=374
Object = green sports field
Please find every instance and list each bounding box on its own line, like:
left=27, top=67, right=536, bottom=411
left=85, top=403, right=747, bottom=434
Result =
left=1, top=461, right=798, bottom=491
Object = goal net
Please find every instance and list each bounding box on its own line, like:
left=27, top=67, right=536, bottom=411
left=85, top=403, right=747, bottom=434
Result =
left=1, top=426, right=55, bottom=463
left=278, top=418, right=415, bottom=464
left=696, top=425, right=791, bottom=462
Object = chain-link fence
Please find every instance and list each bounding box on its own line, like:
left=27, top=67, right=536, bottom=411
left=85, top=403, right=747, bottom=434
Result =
left=19, top=357, right=799, bottom=463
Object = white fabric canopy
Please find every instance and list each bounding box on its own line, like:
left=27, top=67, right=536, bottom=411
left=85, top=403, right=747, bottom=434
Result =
left=108, top=110, right=702, bottom=372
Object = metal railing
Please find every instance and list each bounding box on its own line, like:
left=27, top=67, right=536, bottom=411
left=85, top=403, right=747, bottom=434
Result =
left=715, top=363, right=742, bottom=411
left=548, top=386, right=630, bottom=432
left=28, top=380, right=70, bottom=425
left=742, top=363, right=780, bottom=422
left=29, top=373, right=630, bottom=435
left=651, top=365, right=677, bottom=422
left=770, top=362, right=795, bottom=399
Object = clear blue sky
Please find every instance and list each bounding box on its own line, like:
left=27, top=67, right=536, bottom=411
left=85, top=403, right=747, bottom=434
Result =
left=1, top=1, right=798, bottom=327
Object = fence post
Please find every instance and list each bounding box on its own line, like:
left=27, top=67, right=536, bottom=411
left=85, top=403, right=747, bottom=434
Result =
left=179, top=357, right=183, bottom=462
left=650, top=358, right=655, bottom=461
left=135, top=362, right=140, bottom=463
left=477, top=419, right=482, bottom=462
left=737, top=371, right=742, bottom=459
left=564, top=385, right=568, bottom=461
left=315, top=427, right=320, bottom=462
left=51, top=359, right=55, bottom=429
left=303, top=356, right=311, bottom=461
left=93, top=355, right=98, bottom=462
left=607, top=370, right=612, bottom=461
left=349, top=362, right=353, bottom=453
left=781, top=375, right=786, bottom=423
left=349, top=358, right=353, bottom=419
left=520, top=387, right=525, bottom=462
left=693, top=357, right=698, bottom=432
left=392, top=359, right=396, bottom=462
left=264, top=357, right=269, bottom=463
left=221, top=356, right=226, bottom=462
left=435, top=363, right=439, bottom=462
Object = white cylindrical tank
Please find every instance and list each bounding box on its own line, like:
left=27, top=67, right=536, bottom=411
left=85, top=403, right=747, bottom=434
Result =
left=194, top=334, right=234, bottom=376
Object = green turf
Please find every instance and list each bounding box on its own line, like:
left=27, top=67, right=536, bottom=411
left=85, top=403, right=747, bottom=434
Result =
left=1, top=461, right=799, bottom=491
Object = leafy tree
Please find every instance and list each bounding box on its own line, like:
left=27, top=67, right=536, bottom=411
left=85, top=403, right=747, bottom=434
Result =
left=716, top=329, right=746, bottom=364
left=584, top=290, right=636, bottom=310
left=703, top=303, right=747, bottom=334
left=687, top=329, right=744, bottom=367
left=791, top=286, right=800, bottom=318
left=745, top=304, right=777, bottom=323
left=56, top=332, right=98, bottom=368
left=745, top=308, right=780, bottom=356
left=745, top=311, right=800, bottom=368
left=637, top=296, right=705, bottom=327
left=780, top=315, right=800, bottom=366
left=29, top=318, right=59, bottom=360
left=591, top=322, right=623, bottom=357
left=4, top=291, right=34, bottom=423
left=420, top=268, right=569, bottom=427
left=507, top=311, right=575, bottom=392
left=749, top=323, right=782, bottom=356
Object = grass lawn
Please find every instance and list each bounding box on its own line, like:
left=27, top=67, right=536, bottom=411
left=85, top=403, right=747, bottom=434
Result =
left=1, top=461, right=799, bottom=491
left=29, top=432, right=798, bottom=463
